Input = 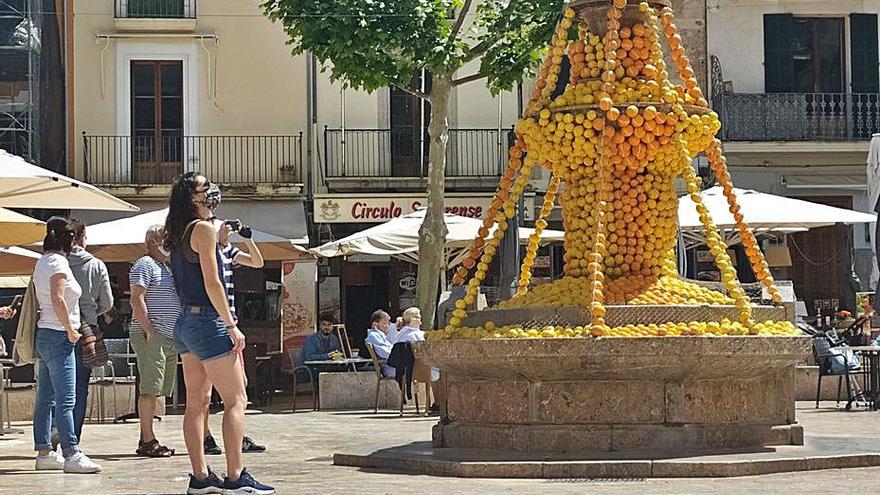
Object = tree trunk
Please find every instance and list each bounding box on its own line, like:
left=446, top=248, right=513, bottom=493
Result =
left=416, top=73, right=451, bottom=329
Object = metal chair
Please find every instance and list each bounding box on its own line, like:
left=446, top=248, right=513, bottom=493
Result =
left=287, top=347, right=317, bottom=412
left=812, top=335, right=864, bottom=409
left=88, top=338, right=136, bottom=423
left=365, top=343, right=400, bottom=414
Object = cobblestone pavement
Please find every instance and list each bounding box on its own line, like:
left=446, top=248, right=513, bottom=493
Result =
left=0, top=401, right=878, bottom=494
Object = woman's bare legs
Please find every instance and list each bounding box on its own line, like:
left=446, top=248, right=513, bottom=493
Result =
left=181, top=353, right=211, bottom=478
left=202, top=353, right=247, bottom=480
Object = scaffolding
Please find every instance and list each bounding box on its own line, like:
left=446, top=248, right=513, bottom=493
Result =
left=0, top=0, right=41, bottom=162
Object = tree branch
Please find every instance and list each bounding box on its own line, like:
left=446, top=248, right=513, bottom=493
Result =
left=462, top=0, right=522, bottom=64
left=449, top=0, right=475, bottom=43
left=452, top=71, right=488, bottom=86
left=394, top=84, right=429, bottom=100
left=464, top=39, right=492, bottom=63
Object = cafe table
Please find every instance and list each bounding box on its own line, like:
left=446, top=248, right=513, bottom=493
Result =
left=303, top=357, right=371, bottom=373
left=848, top=346, right=880, bottom=410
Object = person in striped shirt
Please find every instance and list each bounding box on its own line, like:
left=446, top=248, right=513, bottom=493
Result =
left=130, top=225, right=182, bottom=457
left=202, top=218, right=266, bottom=455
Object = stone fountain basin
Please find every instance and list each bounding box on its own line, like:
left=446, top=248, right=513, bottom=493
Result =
left=415, top=336, right=808, bottom=382
left=414, top=336, right=811, bottom=454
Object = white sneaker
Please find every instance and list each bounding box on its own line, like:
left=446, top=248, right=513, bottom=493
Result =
left=35, top=451, right=64, bottom=471
left=63, top=452, right=102, bottom=474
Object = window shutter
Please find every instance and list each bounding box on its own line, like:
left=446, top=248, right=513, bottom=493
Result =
left=851, top=13, right=879, bottom=93
left=764, top=14, right=795, bottom=93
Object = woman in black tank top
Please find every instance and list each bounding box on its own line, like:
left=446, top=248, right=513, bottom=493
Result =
left=164, top=172, right=274, bottom=494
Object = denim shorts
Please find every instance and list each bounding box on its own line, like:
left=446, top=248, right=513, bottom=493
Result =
left=174, top=305, right=233, bottom=361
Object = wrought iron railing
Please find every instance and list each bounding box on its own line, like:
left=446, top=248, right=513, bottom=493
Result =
left=83, top=133, right=304, bottom=185
left=714, top=92, right=880, bottom=141
left=115, top=0, right=196, bottom=18
left=323, top=127, right=513, bottom=179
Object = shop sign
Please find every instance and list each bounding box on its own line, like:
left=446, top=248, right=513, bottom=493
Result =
left=315, top=195, right=533, bottom=223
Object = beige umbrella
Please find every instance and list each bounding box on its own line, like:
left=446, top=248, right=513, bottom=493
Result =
left=0, top=207, right=45, bottom=246
left=310, top=209, right=564, bottom=286
left=85, top=208, right=310, bottom=262
left=0, top=149, right=138, bottom=212
left=0, top=246, right=41, bottom=276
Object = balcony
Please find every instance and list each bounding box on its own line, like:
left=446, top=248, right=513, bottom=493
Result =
left=83, top=133, right=305, bottom=193
left=114, top=0, right=196, bottom=31
left=323, top=127, right=513, bottom=189
left=714, top=92, right=880, bottom=141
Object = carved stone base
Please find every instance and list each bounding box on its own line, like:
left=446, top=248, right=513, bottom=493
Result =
left=416, top=337, right=810, bottom=454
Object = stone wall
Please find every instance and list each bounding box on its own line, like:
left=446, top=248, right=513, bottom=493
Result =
left=671, top=0, right=708, bottom=91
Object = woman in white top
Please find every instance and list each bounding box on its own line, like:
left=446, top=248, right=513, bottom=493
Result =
left=31, top=217, right=101, bottom=474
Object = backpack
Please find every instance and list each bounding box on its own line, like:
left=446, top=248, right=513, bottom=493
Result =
left=12, top=280, right=38, bottom=366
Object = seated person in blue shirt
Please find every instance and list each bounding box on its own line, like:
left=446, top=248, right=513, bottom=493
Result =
left=303, top=313, right=343, bottom=362
left=365, top=309, right=395, bottom=377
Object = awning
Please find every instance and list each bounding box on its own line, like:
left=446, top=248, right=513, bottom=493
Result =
left=0, top=275, right=31, bottom=289
left=311, top=209, right=564, bottom=283
left=83, top=208, right=310, bottom=263
left=0, top=207, right=45, bottom=246
left=782, top=173, right=867, bottom=190
left=0, top=246, right=41, bottom=276
left=679, top=186, right=875, bottom=247
left=0, top=149, right=138, bottom=211
left=72, top=199, right=310, bottom=247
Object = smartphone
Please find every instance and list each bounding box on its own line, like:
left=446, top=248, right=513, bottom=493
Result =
left=224, top=219, right=242, bottom=232
left=10, top=294, right=23, bottom=310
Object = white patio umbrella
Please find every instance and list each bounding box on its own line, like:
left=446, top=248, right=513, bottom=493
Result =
left=0, top=246, right=41, bottom=276
left=867, top=133, right=880, bottom=289
left=84, top=208, right=310, bottom=263
left=0, top=149, right=138, bottom=212
left=0, top=207, right=44, bottom=246
left=678, top=186, right=876, bottom=247
left=311, top=209, right=564, bottom=285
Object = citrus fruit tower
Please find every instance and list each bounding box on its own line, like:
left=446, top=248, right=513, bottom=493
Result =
left=433, top=0, right=800, bottom=340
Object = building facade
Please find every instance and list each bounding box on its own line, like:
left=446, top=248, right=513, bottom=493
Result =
left=708, top=0, right=879, bottom=313
left=68, top=0, right=546, bottom=342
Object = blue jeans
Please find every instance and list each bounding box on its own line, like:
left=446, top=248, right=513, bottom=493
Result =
left=72, top=342, right=91, bottom=440
left=33, top=328, right=80, bottom=457
left=51, top=341, right=91, bottom=443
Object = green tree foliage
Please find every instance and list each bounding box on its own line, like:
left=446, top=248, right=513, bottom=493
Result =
left=263, top=0, right=564, bottom=327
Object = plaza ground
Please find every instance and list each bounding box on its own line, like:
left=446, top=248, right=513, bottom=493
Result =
left=1, top=401, right=878, bottom=494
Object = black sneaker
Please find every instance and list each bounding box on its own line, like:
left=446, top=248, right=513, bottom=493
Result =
left=203, top=435, right=222, bottom=455
left=221, top=468, right=275, bottom=495
left=186, top=467, right=224, bottom=494
left=242, top=436, right=266, bottom=453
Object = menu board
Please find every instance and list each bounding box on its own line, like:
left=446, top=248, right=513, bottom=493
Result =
left=281, top=260, right=317, bottom=371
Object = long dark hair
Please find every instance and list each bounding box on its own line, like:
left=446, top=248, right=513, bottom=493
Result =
left=164, top=171, right=203, bottom=250
left=44, top=216, right=76, bottom=253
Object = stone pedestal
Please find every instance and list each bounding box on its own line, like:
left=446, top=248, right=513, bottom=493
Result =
left=416, top=337, right=810, bottom=454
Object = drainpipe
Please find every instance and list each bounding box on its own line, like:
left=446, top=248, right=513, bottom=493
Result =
left=341, top=88, right=346, bottom=174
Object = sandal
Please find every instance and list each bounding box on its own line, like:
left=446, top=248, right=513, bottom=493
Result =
left=136, top=439, right=175, bottom=457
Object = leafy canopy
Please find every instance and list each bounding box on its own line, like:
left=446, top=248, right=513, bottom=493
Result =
left=262, top=0, right=564, bottom=95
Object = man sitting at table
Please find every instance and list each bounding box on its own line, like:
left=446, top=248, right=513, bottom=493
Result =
left=303, top=313, right=343, bottom=362
left=365, top=309, right=395, bottom=377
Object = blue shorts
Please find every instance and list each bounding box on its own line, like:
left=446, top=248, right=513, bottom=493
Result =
left=174, top=305, right=233, bottom=361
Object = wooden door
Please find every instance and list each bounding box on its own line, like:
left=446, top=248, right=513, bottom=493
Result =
left=390, top=71, right=431, bottom=177
left=131, top=60, right=183, bottom=184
